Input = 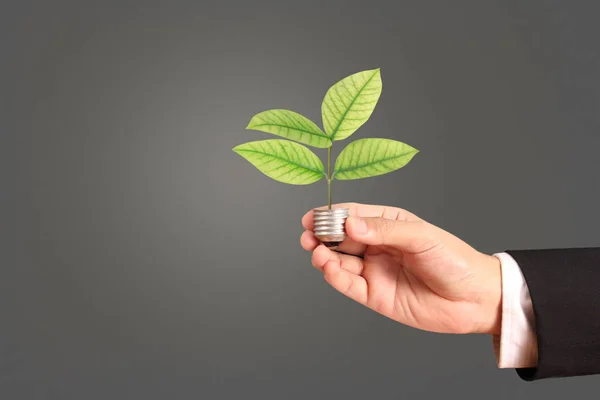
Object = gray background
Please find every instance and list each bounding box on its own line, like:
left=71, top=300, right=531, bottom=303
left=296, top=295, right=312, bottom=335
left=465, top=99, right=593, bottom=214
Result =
left=4, top=0, right=600, bottom=398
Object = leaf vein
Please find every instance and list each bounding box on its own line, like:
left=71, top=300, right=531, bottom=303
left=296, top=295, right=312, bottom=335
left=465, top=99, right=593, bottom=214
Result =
left=328, top=70, right=380, bottom=140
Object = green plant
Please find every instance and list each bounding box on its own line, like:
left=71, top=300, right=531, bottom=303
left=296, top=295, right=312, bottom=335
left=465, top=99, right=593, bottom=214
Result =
left=233, top=68, right=418, bottom=209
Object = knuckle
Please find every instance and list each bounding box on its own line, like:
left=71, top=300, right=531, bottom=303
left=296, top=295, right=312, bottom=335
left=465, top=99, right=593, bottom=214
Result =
left=310, top=252, right=320, bottom=268
left=344, top=277, right=354, bottom=296
left=375, top=217, right=396, bottom=236
left=410, top=221, right=442, bottom=253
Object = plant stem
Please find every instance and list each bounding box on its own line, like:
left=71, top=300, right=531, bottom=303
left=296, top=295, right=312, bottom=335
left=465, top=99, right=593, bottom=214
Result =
left=327, top=146, right=332, bottom=209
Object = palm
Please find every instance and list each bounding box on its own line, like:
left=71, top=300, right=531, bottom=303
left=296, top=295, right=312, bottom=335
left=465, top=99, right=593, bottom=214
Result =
left=360, top=247, right=482, bottom=334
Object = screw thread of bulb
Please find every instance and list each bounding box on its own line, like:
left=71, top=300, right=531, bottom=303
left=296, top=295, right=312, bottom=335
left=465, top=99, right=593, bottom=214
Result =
left=313, top=208, right=350, bottom=249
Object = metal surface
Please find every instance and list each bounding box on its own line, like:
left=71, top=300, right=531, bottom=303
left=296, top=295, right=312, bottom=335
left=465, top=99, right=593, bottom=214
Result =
left=313, top=208, right=350, bottom=249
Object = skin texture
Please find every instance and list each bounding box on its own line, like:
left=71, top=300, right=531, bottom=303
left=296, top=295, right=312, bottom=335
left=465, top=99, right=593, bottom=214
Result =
left=301, top=203, right=502, bottom=336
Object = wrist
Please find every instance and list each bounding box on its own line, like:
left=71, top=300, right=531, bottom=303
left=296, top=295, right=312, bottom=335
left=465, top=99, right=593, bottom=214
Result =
left=474, top=254, right=502, bottom=335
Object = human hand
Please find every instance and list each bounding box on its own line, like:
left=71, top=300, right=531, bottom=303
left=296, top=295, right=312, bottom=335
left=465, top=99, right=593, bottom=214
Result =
left=301, top=203, right=502, bottom=335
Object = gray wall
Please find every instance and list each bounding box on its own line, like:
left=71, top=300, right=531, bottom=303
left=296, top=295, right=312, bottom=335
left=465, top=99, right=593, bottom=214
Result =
left=4, top=0, right=600, bottom=398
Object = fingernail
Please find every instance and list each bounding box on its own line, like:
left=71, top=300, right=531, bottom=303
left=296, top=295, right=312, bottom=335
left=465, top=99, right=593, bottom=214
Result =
left=351, top=217, right=368, bottom=235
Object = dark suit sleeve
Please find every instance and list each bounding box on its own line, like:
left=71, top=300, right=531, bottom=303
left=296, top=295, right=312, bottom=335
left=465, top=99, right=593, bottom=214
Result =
left=505, top=248, right=600, bottom=381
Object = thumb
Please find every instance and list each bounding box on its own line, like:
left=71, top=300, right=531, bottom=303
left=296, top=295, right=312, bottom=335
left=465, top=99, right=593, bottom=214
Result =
left=345, top=216, right=430, bottom=250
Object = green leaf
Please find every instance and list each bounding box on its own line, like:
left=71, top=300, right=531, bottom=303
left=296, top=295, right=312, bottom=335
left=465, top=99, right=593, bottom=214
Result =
left=233, top=139, right=326, bottom=185
left=333, top=138, right=418, bottom=180
left=246, top=109, right=332, bottom=148
left=321, top=68, right=382, bottom=141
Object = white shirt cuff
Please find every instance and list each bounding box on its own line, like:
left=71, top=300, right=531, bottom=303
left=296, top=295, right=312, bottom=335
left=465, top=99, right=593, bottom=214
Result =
left=492, top=252, right=538, bottom=369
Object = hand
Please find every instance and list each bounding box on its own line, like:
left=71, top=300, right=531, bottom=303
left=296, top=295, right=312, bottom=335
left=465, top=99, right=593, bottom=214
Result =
left=301, top=203, right=502, bottom=335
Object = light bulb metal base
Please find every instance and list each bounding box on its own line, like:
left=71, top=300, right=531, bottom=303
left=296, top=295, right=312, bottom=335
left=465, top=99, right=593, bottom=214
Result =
left=313, top=208, right=350, bottom=250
